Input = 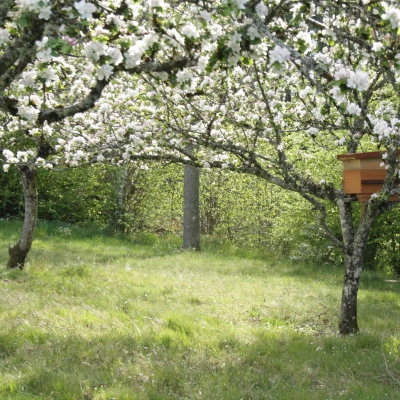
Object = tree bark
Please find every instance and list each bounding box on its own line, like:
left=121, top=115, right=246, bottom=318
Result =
left=337, top=199, right=376, bottom=334
left=183, top=163, right=201, bottom=250
left=339, top=254, right=361, bottom=334
left=7, top=165, right=38, bottom=269
left=112, top=165, right=129, bottom=233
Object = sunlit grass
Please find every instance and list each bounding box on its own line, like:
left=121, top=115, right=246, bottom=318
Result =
left=0, top=220, right=399, bottom=399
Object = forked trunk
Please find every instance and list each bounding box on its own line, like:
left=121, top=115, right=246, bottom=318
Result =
left=7, top=165, right=38, bottom=269
left=337, top=199, right=375, bottom=335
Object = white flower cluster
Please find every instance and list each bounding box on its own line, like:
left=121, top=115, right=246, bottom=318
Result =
left=20, top=71, right=37, bottom=89
left=255, top=2, right=268, bottom=19
left=382, top=3, right=400, bottom=29
left=125, top=32, right=159, bottom=69
left=370, top=116, right=400, bottom=141
left=226, top=32, right=242, bottom=67
left=2, top=150, right=39, bottom=171
left=84, top=41, right=123, bottom=80
left=16, top=0, right=51, bottom=20
left=3, top=150, right=18, bottom=165
left=334, top=67, right=369, bottom=91
left=148, top=0, right=165, bottom=8
left=269, top=45, right=291, bottom=67
left=166, top=28, right=185, bottom=47
left=74, top=0, right=97, bottom=20
left=181, top=23, right=200, bottom=39
left=35, top=37, right=53, bottom=63
left=0, top=29, right=10, bottom=46
left=347, top=70, right=369, bottom=91
left=97, top=64, right=114, bottom=81
left=247, top=26, right=260, bottom=41
left=176, top=69, right=198, bottom=90
left=85, top=41, right=107, bottom=62
left=346, top=102, right=361, bottom=116
left=18, top=105, right=40, bottom=122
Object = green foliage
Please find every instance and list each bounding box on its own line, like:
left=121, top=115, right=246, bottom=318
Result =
left=117, top=163, right=183, bottom=235
left=199, top=168, right=342, bottom=263
left=36, top=164, right=119, bottom=229
left=2, top=156, right=400, bottom=271
left=0, top=166, right=23, bottom=219
left=365, top=208, right=400, bottom=275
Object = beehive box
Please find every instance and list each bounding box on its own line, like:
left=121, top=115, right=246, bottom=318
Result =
left=337, top=151, right=398, bottom=201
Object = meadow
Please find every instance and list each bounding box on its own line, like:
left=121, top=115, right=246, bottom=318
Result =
left=0, top=220, right=399, bottom=399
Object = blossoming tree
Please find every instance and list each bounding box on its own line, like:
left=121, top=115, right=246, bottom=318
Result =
left=118, top=0, right=400, bottom=335
left=0, top=0, right=208, bottom=268
left=2, top=0, right=400, bottom=335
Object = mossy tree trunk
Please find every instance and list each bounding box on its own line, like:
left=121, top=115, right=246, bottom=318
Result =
left=7, top=165, right=38, bottom=269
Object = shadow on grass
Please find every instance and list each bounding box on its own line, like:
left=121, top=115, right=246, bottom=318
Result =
left=0, top=326, right=398, bottom=400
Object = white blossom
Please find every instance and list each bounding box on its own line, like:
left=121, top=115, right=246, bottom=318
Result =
left=167, top=28, right=185, bottom=46
left=20, top=71, right=37, bottom=89
left=247, top=26, right=260, bottom=40
left=334, top=67, right=351, bottom=81
left=176, top=69, right=193, bottom=85
left=307, top=127, right=319, bottom=136
left=18, top=105, right=40, bottom=122
left=106, top=47, right=123, bottom=65
left=269, top=45, right=291, bottom=66
left=85, top=41, right=107, bottom=62
left=0, top=29, right=10, bottom=45
left=40, top=68, right=57, bottom=82
left=74, top=0, right=97, bottom=19
left=234, top=0, right=248, bottom=10
left=3, top=149, right=18, bottom=164
left=347, top=70, right=369, bottom=91
left=255, top=2, right=268, bottom=18
left=371, top=42, right=383, bottom=52
left=39, top=6, right=52, bottom=20
left=181, top=23, right=200, bottom=39
left=346, top=102, right=362, bottom=116
left=148, top=0, right=165, bottom=8
left=36, top=47, right=53, bottom=63
left=382, top=4, right=400, bottom=29
left=97, top=63, right=114, bottom=80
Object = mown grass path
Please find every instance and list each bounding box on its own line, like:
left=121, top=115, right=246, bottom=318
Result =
left=0, top=221, right=399, bottom=399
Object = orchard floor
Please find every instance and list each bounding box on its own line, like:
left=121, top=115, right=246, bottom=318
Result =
left=0, top=220, right=399, bottom=399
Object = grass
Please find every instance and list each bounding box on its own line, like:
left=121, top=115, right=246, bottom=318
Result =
left=0, top=220, right=399, bottom=399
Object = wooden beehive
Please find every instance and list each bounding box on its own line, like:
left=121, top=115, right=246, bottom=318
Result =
left=337, top=151, right=398, bottom=202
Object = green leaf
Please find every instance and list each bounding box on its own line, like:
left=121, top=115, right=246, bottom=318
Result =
left=222, top=6, right=233, bottom=16
left=47, top=38, right=62, bottom=49
left=321, top=103, right=331, bottom=116
left=17, top=15, right=29, bottom=28
left=249, top=37, right=262, bottom=45
left=241, top=57, right=253, bottom=66
left=60, top=44, right=73, bottom=54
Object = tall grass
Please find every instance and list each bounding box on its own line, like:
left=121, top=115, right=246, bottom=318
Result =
left=0, top=220, right=399, bottom=399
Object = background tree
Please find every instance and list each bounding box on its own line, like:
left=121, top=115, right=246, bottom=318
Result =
left=183, top=144, right=201, bottom=250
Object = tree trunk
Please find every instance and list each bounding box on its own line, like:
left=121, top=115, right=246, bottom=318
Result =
left=7, top=165, right=38, bottom=269
left=339, top=254, right=361, bottom=334
left=183, top=163, right=201, bottom=250
left=337, top=199, right=376, bottom=335
left=113, top=165, right=128, bottom=233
